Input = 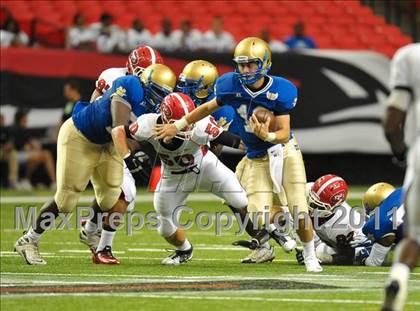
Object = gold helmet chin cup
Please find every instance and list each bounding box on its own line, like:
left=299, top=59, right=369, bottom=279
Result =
left=233, top=37, right=272, bottom=72
left=180, top=60, right=218, bottom=99
left=140, top=64, right=176, bottom=92
left=362, top=182, right=395, bottom=213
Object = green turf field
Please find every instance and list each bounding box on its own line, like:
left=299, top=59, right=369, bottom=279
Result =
left=1, top=190, right=419, bottom=311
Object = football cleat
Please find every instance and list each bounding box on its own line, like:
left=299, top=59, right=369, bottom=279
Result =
left=92, top=246, right=120, bottom=265
left=303, top=252, right=323, bottom=272
left=161, top=247, right=193, bottom=265
left=381, top=280, right=406, bottom=311
left=79, top=225, right=101, bottom=252
left=14, top=235, right=47, bottom=265
left=241, top=245, right=275, bottom=264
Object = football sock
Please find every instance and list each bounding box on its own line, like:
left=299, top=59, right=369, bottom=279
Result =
left=389, top=262, right=410, bottom=283
left=84, top=220, right=98, bottom=234
left=177, top=239, right=192, bottom=251
left=34, top=200, right=59, bottom=234
left=365, top=243, right=391, bottom=266
left=302, top=239, right=316, bottom=258
left=96, top=229, right=115, bottom=252
left=26, top=228, right=41, bottom=242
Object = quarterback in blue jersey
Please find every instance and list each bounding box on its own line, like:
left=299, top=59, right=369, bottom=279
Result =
left=14, top=64, right=176, bottom=265
left=361, top=183, right=405, bottom=266
left=156, top=37, right=321, bottom=272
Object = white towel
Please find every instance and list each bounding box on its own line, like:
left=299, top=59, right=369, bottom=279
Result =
left=267, top=144, right=284, bottom=194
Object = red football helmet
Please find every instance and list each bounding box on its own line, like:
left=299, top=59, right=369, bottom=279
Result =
left=126, top=46, right=164, bottom=77
left=160, top=92, right=196, bottom=140
left=308, top=174, right=349, bottom=217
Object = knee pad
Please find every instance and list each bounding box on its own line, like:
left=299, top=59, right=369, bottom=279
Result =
left=157, top=215, right=177, bottom=238
left=96, top=186, right=121, bottom=211
left=54, top=189, right=80, bottom=213
left=225, top=192, right=248, bottom=210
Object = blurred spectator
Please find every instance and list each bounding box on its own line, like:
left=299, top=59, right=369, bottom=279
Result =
left=62, top=80, right=82, bottom=122
left=202, top=16, right=235, bottom=52
left=171, top=20, right=202, bottom=51
left=284, top=22, right=317, bottom=49
left=0, top=16, right=29, bottom=47
left=0, top=114, right=18, bottom=188
left=66, top=13, right=96, bottom=50
left=153, top=18, right=177, bottom=52
left=11, top=110, right=56, bottom=190
left=260, top=29, right=288, bottom=53
left=127, top=19, right=153, bottom=50
left=91, top=13, right=126, bottom=53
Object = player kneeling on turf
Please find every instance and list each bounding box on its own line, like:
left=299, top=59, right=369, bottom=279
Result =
left=295, top=174, right=371, bottom=266
left=111, top=92, right=249, bottom=265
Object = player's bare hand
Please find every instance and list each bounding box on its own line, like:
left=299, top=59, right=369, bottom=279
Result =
left=154, top=123, right=177, bottom=143
left=250, top=114, right=270, bottom=141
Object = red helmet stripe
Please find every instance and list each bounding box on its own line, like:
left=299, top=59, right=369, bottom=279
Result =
left=145, top=45, right=156, bottom=64
left=316, top=176, right=343, bottom=196
left=172, top=93, right=190, bottom=115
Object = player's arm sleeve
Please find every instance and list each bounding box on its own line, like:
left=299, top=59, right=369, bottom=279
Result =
left=111, top=97, right=131, bottom=128
left=212, top=131, right=242, bottom=149
left=389, top=47, right=413, bottom=95
left=273, top=80, right=298, bottom=116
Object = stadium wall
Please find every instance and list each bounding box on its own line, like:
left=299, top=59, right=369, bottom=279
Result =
left=0, top=48, right=404, bottom=185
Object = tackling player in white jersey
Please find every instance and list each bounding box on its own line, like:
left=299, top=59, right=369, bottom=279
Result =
left=78, top=46, right=166, bottom=264
left=382, top=43, right=420, bottom=311
left=111, top=92, right=250, bottom=264
left=295, top=174, right=369, bottom=266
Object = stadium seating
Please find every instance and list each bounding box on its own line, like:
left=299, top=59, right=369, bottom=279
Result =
left=0, top=0, right=413, bottom=57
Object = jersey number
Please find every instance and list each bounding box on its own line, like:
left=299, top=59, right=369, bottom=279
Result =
left=236, top=104, right=253, bottom=133
left=204, top=117, right=220, bottom=137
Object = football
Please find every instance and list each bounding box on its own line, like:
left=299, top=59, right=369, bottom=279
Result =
left=253, top=107, right=278, bottom=131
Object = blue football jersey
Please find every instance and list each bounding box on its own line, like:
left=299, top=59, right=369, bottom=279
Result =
left=214, top=72, right=297, bottom=158
left=363, top=188, right=405, bottom=243
left=72, top=75, right=146, bottom=144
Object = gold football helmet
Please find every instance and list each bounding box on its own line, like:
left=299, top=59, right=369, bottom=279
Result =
left=177, top=60, right=218, bottom=105
left=363, top=182, right=395, bottom=214
left=233, top=37, right=272, bottom=84
left=140, top=64, right=176, bottom=112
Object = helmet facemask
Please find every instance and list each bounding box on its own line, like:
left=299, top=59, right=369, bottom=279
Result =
left=143, top=72, right=172, bottom=113
left=308, top=191, right=335, bottom=218
left=233, top=52, right=271, bottom=85
left=176, top=75, right=208, bottom=105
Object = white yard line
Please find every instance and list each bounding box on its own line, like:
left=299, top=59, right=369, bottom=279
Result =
left=0, top=191, right=365, bottom=204
left=1, top=292, right=420, bottom=306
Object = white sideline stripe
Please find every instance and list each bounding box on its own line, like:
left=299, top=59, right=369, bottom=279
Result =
left=127, top=247, right=248, bottom=252
left=0, top=191, right=365, bottom=204
left=0, top=253, right=294, bottom=263
left=2, top=292, right=420, bottom=306
left=58, top=250, right=126, bottom=254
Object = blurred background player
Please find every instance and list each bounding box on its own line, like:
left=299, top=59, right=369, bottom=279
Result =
left=79, top=46, right=165, bottom=264
left=111, top=92, right=247, bottom=265
left=362, top=183, right=404, bottom=267
left=14, top=62, right=175, bottom=265
left=155, top=37, right=320, bottom=272
left=295, top=174, right=369, bottom=266
left=381, top=43, right=420, bottom=311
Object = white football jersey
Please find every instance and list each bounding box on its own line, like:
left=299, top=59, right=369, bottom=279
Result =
left=129, top=113, right=223, bottom=172
left=313, top=202, right=367, bottom=249
left=95, top=67, right=128, bottom=94
left=389, top=43, right=420, bottom=144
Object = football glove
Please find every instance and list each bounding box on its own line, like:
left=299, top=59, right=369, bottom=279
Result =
left=124, top=151, right=150, bottom=182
